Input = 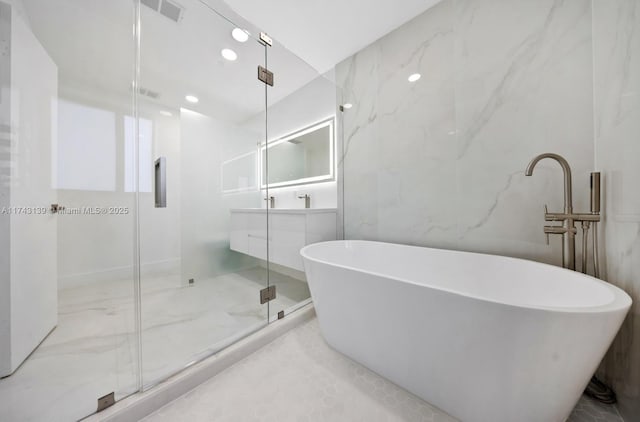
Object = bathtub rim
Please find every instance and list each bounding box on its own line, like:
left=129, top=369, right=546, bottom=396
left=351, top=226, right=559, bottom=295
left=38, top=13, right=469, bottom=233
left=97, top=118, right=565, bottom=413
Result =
left=300, top=240, right=632, bottom=315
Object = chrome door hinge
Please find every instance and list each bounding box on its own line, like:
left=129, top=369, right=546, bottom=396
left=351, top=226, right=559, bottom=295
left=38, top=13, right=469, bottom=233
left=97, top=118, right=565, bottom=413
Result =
left=259, top=32, right=272, bottom=47
left=258, top=65, right=274, bottom=86
left=97, top=392, right=115, bottom=412
left=260, top=285, right=276, bottom=304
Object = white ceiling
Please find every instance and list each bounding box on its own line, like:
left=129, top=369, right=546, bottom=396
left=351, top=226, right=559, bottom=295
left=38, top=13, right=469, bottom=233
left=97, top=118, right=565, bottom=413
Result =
left=222, top=0, right=444, bottom=74
left=22, top=0, right=321, bottom=122
left=19, top=0, right=442, bottom=122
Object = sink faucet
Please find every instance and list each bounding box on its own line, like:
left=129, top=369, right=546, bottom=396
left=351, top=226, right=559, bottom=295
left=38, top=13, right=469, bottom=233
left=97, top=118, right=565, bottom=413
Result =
left=525, top=153, right=577, bottom=270
left=298, top=194, right=311, bottom=209
left=264, top=196, right=275, bottom=208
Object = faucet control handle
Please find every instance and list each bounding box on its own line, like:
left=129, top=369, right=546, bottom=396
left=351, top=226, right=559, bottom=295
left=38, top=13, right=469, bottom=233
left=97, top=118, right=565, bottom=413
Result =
left=544, top=205, right=569, bottom=222
left=543, top=204, right=556, bottom=222
left=543, top=224, right=569, bottom=245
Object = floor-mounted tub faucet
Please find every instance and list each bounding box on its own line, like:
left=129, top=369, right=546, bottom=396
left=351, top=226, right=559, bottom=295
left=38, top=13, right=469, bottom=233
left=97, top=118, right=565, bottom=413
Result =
left=525, top=153, right=576, bottom=270
left=525, top=153, right=600, bottom=272
left=526, top=153, right=612, bottom=405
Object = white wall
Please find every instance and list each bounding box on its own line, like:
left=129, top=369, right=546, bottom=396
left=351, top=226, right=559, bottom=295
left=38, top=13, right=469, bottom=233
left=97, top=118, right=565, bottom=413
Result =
left=1, top=0, right=26, bottom=21
left=337, top=0, right=640, bottom=419
left=0, top=0, right=11, bottom=377
left=260, top=181, right=338, bottom=210
left=55, top=84, right=182, bottom=288
left=138, top=104, right=182, bottom=279
left=180, top=108, right=261, bottom=283
left=54, top=89, right=135, bottom=288
left=243, top=74, right=340, bottom=210
left=0, top=2, right=58, bottom=376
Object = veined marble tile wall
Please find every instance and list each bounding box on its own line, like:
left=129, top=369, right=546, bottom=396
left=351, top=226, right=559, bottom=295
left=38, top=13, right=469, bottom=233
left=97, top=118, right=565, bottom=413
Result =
left=593, top=1, right=640, bottom=420
left=453, top=0, right=593, bottom=262
left=338, top=0, right=593, bottom=263
left=337, top=0, right=639, bottom=418
left=339, top=1, right=458, bottom=250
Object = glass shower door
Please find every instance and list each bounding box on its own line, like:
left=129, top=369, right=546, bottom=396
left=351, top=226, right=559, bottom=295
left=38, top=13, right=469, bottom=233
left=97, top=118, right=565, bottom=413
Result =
left=263, top=39, right=341, bottom=320
left=137, top=0, right=270, bottom=388
left=0, top=0, right=139, bottom=420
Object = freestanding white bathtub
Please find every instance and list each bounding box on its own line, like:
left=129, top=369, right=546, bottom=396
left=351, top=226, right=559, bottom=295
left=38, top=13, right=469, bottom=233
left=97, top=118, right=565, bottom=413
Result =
left=300, top=240, right=631, bottom=422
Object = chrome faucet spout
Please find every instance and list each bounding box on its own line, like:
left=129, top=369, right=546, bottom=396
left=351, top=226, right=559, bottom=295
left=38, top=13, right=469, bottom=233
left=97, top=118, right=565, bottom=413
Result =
left=526, top=153, right=601, bottom=274
left=526, top=153, right=576, bottom=270
left=525, top=153, right=573, bottom=214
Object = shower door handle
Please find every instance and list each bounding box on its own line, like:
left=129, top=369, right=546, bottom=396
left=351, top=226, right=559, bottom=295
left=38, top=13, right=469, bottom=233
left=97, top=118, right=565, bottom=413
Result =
left=155, top=157, right=166, bottom=208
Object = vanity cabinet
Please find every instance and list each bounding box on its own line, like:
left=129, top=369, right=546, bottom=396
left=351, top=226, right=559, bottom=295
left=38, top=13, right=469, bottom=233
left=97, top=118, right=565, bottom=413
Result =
left=230, top=209, right=337, bottom=271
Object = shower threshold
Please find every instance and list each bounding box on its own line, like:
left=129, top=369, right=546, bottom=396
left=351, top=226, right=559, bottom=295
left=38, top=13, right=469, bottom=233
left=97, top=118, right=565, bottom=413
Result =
left=82, top=304, right=315, bottom=422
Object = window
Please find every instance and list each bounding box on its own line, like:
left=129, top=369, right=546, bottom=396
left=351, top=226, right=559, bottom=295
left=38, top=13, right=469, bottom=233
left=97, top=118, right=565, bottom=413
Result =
left=57, top=99, right=116, bottom=191
left=124, top=116, right=153, bottom=193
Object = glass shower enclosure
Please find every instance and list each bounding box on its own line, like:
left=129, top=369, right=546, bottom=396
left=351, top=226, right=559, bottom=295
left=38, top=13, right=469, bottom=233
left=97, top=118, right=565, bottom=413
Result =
left=0, top=0, right=340, bottom=420
left=136, top=0, right=272, bottom=387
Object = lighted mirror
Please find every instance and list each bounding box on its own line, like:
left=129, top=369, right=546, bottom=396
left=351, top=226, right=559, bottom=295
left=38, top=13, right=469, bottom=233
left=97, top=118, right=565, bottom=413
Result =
left=222, top=151, right=258, bottom=194
left=261, top=117, right=334, bottom=189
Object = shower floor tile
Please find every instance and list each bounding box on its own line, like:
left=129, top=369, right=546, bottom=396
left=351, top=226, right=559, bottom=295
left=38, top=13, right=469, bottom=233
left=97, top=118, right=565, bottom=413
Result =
left=0, top=267, right=307, bottom=422
left=143, top=317, right=624, bottom=422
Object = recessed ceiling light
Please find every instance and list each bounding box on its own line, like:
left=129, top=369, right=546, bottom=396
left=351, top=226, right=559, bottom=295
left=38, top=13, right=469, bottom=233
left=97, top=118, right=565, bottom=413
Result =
left=160, top=110, right=173, bottom=117
left=408, top=73, right=421, bottom=82
left=342, top=103, right=353, bottom=109
left=221, top=48, right=238, bottom=61
left=232, top=28, right=249, bottom=43
left=185, top=95, right=199, bottom=103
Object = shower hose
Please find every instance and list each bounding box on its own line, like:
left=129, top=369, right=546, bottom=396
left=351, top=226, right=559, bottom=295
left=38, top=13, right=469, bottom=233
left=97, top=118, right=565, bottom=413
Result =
left=583, top=221, right=617, bottom=405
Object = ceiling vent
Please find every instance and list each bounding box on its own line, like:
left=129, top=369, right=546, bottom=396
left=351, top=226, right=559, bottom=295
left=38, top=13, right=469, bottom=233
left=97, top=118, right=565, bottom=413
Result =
left=141, top=0, right=184, bottom=23
left=140, top=0, right=160, bottom=10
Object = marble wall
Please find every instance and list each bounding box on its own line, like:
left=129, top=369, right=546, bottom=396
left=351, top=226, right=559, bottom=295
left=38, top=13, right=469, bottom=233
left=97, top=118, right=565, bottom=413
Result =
left=338, top=0, right=593, bottom=263
left=337, top=0, right=640, bottom=419
left=593, top=1, right=640, bottom=420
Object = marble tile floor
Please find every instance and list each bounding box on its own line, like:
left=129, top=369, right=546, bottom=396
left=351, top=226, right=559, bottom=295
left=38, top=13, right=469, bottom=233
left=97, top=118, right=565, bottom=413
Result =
left=144, top=318, right=624, bottom=422
left=0, top=267, right=308, bottom=422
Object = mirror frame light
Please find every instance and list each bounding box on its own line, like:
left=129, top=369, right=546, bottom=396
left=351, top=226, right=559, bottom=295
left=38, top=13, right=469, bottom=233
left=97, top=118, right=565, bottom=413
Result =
left=260, top=117, right=335, bottom=190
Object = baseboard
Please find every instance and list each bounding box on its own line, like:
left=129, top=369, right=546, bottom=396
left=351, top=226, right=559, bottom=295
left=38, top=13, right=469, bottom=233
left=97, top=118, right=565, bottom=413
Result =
left=258, top=259, right=307, bottom=282
left=58, top=259, right=181, bottom=290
